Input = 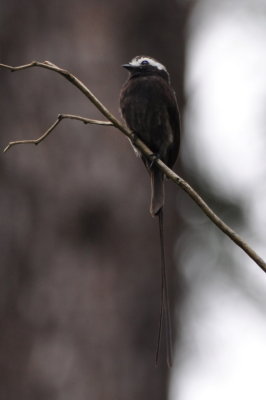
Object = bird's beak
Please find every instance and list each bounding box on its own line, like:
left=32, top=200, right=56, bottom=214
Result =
left=122, top=63, right=134, bottom=71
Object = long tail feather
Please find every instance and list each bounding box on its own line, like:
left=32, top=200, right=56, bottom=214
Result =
left=156, top=208, right=173, bottom=367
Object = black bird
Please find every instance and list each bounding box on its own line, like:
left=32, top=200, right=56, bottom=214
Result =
left=120, top=55, right=180, bottom=366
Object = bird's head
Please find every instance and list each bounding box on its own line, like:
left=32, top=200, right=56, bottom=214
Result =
left=122, top=56, right=170, bottom=82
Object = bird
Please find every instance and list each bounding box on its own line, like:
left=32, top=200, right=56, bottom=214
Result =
left=119, top=55, right=180, bottom=366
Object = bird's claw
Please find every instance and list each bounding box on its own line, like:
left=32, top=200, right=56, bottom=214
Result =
left=149, top=153, right=160, bottom=168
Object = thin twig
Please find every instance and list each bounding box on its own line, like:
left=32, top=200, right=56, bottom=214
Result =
left=1, top=61, right=265, bottom=273
left=3, top=113, right=113, bottom=152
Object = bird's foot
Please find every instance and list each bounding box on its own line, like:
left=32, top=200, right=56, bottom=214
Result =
left=149, top=153, right=160, bottom=168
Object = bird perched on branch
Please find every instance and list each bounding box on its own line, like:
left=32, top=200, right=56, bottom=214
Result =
left=120, top=55, right=180, bottom=366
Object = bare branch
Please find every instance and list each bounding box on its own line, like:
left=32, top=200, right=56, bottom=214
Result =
left=1, top=61, right=266, bottom=273
left=3, top=113, right=113, bottom=152
left=1, top=61, right=127, bottom=132
left=58, top=114, right=113, bottom=126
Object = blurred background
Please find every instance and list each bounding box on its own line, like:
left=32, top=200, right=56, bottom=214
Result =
left=0, top=0, right=266, bottom=399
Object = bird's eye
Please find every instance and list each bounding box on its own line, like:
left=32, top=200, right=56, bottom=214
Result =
left=141, top=60, right=149, bottom=65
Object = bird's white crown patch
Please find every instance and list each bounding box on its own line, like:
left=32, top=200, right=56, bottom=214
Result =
left=129, top=56, right=167, bottom=71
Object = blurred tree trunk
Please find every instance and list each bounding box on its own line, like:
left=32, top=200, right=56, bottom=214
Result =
left=0, top=1, right=194, bottom=399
